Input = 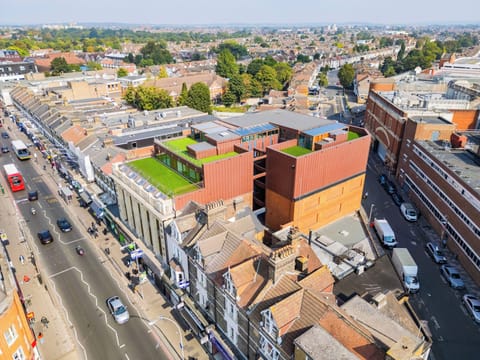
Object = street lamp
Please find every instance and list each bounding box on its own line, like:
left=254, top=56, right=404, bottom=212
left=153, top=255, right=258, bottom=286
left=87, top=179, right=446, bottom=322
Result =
left=148, top=316, right=185, bottom=360
left=368, top=204, right=375, bottom=224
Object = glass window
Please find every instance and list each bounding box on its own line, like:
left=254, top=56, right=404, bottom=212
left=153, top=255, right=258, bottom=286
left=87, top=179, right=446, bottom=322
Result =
left=4, top=325, right=18, bottom=346
left=12, top=346, right=25, bottom=360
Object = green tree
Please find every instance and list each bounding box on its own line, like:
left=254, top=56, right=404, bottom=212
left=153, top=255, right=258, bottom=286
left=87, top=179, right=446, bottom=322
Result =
left=222, top=90, right=236, bottom=107
left=124, top=86, right=173, bottom=110
left=124, top=86, right=136, bottom=104
left=317, top=72, right=328, bottom=87
left=117, top=68, right=128, bottom=77
left=87, top=61, right=102, bottom=70
left=256, top=65, right=282, bottom=94
left=216, top=41, right=248, bottom=59
left=228, top=74, right=247, bottom=102
left=177, top=82, right=188, bottom=106
left=186, top=82, right=211, bottom=113
left=264, top=55, right=277, bottom=67
left=246, top=58, right=264, bottom=77
left=337, top=64, right=355, bottom=89
left=140, top=41, right=173, bottom=65
left=6, top=45, right=29, bottom=57
left=157, top=66, right=168, bottom=78
left=50, top=57, right=70, bottom=75
left=215, top=49, right=238, bottom=79
left=274, top=62, right=293, bottom=86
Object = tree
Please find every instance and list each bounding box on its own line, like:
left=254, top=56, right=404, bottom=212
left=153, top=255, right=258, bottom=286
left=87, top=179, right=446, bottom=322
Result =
left=126, top=53, right=135, bottom=63
left=222, top=90, right=236, bottom=107
left=123, top=86, right=173, bottom=111
left=140, top=41, right=173, bottom=65
left=186, top=82, right=211, bottom=113
left=50, top=57, right=70, bottom=75
left=117, top=68, right=128, bottom=77
left=215, top=49, right=238, bottom=79
left=228, top=74, right=247, bottom=102
left=216, top=41, right=248, bottom=59
left=317, top=72, right=328, bottom=87
left=157, top=66, right=168, bottom=78
left=177, top=82, right=188, bottom=106
left=337, top=64, right=355, bottom=89
left=256, top=65, right=282, bottom=94
left=246, top=59, right=264, bottom=77
left=273, top=62, right=293, bottom=86
left=87, top=61, right=102, bottom=70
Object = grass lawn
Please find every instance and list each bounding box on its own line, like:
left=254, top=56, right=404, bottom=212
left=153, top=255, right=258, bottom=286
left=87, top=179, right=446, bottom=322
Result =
left=348, top=131, right=360, bottom=140
left=282, top=146, right=312, bottom=156
left=128, top=158, right=198, bottom=196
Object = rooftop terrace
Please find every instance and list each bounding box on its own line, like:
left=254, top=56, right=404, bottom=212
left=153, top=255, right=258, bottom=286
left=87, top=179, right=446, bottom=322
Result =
left=162, top=137, right=237, bottom=166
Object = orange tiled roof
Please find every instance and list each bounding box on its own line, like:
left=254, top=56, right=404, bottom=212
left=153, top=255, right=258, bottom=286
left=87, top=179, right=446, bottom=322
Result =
left=271, top=289, right=303, bottom=336
left=61, top=125, right=87, bottom=144
left=298, top=266, right=334, bottom=293
left=229, top=256, right=269, bottom=308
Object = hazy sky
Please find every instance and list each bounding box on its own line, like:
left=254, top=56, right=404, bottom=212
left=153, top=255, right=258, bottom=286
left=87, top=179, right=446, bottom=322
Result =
left=1, top=0, right=479, bottom=26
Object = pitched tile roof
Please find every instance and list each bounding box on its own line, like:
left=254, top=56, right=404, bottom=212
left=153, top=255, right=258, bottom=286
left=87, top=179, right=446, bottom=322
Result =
left=298, top=265, right=335, bottom=293
left=229, top=256, right=269, bottom=308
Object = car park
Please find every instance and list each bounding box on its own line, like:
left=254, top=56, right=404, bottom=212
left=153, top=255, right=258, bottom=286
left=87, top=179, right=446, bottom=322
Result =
left=37, top=230, right=53, bottom=244
left=106, top=296, right=130, bottom=324
left=56, top=218, right=72, bottom=232
left=440, top=265, right=465, bottom=289
left=462, top=294, right=480, bottom=323
left=391, top=192, right=403, bottom=207
left=425, top=242, right=447, bottom=264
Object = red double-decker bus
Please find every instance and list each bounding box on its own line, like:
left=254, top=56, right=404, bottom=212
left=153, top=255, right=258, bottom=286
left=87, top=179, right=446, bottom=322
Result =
left=3, top=163, right=25, bottom=192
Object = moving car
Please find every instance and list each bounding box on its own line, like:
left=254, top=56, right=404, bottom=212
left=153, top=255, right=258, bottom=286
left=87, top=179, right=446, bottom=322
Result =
left=462, top=294, right=480, bottom=323
left=28, top=190, right=38, bottom=201
left=38, top=230, right=53, bottom=244
left=425, top=242, right=447, bottom=264
left=56, top=218, right=72, bottom=232
left=107, top=296, right=130, bottom=324
left=440, top=265, right=465, bottom=289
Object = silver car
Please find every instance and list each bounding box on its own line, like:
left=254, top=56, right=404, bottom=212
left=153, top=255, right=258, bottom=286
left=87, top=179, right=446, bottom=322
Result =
left=463, top=294, right=480, bottom=323
left=440, top=265, right=465, bottom=290
left=107, top=296, right=130, bottom=324
left=425, top=242, right=447, bottom=264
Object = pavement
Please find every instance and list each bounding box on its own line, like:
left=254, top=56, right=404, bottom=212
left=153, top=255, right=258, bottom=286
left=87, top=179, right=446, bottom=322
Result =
left=1, top=123, right=208, bottom=360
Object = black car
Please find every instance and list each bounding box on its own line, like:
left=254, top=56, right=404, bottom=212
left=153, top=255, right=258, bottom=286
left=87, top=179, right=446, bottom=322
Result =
left=28, top=191, right=38, bottom=201
left=38, top=230, right=53, bottom=244
left=384, top=180, right=396, bottom=194
left=391, top=192, right=403, bottom=206
left=1, top=132, right=9, bottom=139
left=57, top=218, right=72, bottom=232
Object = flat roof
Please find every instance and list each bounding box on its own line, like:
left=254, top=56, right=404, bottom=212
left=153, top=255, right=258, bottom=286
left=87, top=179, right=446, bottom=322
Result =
left=303, top=123, right=347, bottom=137
left=417, top=134, right=480, bottom=194
left=221, top=109, right=333, bottom=131
left=409, top=115, right=453, bottom=125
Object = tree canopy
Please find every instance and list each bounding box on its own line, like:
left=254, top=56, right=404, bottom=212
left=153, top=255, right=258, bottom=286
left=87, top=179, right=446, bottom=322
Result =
left=186, top=82, right=211, bottom=114
left=215, top=49, right=238, bottom=79
left=123, top=86, right=173, bottom=110
left=139, top=41, right=173, bottom=65
left=337, top=64, right=355, bottom=89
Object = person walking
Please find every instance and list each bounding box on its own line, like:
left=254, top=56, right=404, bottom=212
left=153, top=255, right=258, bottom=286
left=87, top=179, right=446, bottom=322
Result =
left=19, top=255, right=25, bottom=264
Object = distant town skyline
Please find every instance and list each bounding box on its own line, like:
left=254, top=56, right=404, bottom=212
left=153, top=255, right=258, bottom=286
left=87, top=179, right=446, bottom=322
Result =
left=0, top=0, right=479, bottom=26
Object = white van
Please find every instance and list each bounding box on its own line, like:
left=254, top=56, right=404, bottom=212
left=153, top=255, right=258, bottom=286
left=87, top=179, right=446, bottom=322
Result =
left=400, top=203, right=417, bottom=222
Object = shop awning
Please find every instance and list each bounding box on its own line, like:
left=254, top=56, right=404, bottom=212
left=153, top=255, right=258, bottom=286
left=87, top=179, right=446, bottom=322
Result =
left=179, top=307, right=204, bottom=336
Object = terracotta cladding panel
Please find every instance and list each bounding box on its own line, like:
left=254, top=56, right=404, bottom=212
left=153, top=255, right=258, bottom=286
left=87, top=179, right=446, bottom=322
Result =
left=293, top=136, right=370, bottom=198
left=266, top=147, right=297, bottom=199
left=452, top=110, right=478, bottom=130
left=265, top=188, right=293, bottom=230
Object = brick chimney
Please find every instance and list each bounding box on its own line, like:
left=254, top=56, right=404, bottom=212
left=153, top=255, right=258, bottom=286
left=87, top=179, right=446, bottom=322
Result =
left=267, top=244, right=296, bottom=284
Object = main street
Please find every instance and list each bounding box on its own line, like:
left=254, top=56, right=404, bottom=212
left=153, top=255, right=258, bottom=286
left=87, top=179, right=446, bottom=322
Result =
left=363, top=155, right=480, bottom=360
left=1, top=147, right=168, bottom=360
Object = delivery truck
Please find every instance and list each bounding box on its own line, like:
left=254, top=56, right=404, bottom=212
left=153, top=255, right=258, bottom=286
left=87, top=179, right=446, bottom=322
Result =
left=392, top=248, right=420, bottom=293
left=373, top=218, right=397, bottom=248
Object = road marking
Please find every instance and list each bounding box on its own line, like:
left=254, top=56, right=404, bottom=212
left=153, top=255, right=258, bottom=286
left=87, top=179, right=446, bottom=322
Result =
left=120, top=344, right=126, bottom=348
left=124, top=353, right=130, bottom=360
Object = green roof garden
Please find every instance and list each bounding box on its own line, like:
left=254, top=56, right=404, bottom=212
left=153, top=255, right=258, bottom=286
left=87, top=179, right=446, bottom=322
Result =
left=282, top=146, right=312, bottom=157
left=347, top=131, right=360, bottom=141
left=128, top=157, right=198, bottom=196
left=162, top=137, right=237, bottom=166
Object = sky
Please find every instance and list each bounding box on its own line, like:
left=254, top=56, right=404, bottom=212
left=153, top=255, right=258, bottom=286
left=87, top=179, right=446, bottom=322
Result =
left=0, top=0, right=479, bottom=26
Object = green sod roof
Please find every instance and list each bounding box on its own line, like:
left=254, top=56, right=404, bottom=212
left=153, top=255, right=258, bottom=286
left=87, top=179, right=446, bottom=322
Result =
left=282, top=146, right=312, bottom=157
left=128, top=158, right=198, bottom=196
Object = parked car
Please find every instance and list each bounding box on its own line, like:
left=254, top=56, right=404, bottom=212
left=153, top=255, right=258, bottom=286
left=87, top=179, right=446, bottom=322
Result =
left=440, top=265, right=465, bottom=289
left=400, top=202, right=418, bottom=222
left=1, top=144, right=9, bottom=153
left=462, top=294, right=480, bottom=323
left=37, top=230, right=53, bottom=244
left=106, top=296, right=130, bottom=324
left=56, top=218, right=72, bottom=232
left=384, top=180, right=396, bottom=194
left=378, top=174, right=387, bottom=186
left=425, top=242, right=447, bottom=264
left=1, top=132, right=9, bottom=139
left=391, top=192, right=404, bottom=207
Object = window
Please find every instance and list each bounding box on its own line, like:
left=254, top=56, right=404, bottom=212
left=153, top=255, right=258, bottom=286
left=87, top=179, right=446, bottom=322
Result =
left=12, top=346, right=25, bottom=360
left=4, top=325, right=18, bottom=346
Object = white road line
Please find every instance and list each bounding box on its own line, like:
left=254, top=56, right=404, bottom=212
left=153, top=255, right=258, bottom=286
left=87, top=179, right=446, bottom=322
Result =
left=124, top=353, right=130, bottom=360
left=430, top=315, right=441, bottom=330
left=120, top=344, right=126, bottom=348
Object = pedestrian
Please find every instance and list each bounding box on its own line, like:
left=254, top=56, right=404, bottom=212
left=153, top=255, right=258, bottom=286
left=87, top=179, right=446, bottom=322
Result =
left=363, top=191, right=368, bottom=200
left=19, top=255, right=25, bottom=264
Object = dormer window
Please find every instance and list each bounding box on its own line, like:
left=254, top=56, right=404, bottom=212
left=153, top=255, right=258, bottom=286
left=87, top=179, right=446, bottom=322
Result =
left=261, top=309, right=278, bottom=339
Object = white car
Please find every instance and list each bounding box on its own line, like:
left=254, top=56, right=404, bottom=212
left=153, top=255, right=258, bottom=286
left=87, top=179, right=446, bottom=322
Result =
left=462, top=294, right=480, bottom=323
left=425, top=242, right=447, bottom=264
left=400, top=203, right=418, bottom=222
left=107, top=296, right=130, bottom=324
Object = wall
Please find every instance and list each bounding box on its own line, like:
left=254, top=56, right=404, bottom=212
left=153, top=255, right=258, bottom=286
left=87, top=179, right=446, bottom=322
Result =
left=451, top=109, right=479, bottom=130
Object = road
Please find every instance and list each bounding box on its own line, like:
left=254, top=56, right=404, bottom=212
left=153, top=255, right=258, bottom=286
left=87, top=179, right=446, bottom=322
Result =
left=1, top=149, right=167, bottom=360
left=364, top=155, right=480, bottom=360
